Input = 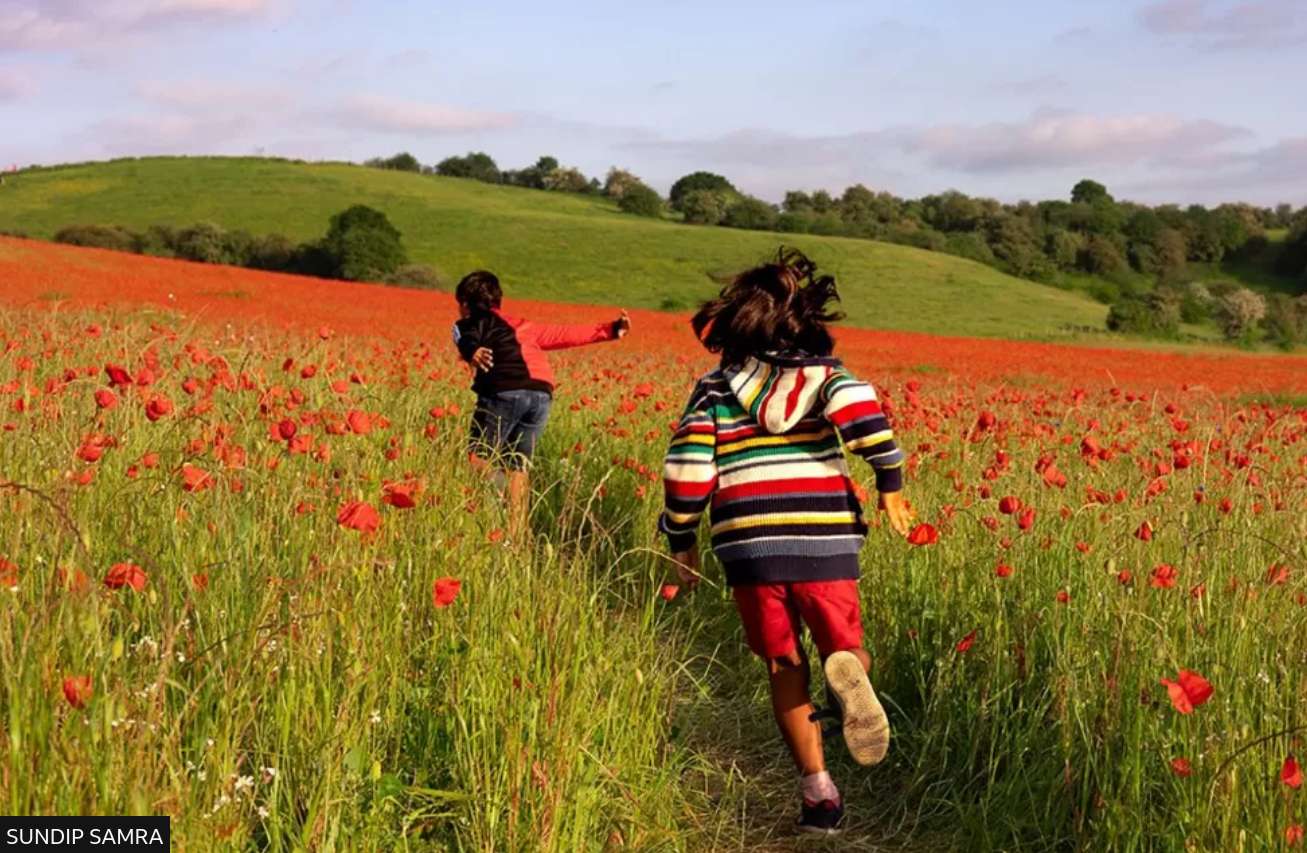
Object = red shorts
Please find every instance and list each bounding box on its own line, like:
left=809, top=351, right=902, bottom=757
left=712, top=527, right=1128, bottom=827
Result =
left=732, top=580, right=863, bottom=660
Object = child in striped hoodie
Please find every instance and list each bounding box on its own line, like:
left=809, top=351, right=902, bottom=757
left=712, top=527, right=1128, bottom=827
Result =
left=659, top=247, right=912, bottom=835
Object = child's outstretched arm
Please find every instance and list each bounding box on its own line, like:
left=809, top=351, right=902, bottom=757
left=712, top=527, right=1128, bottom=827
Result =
left=820, top=369, right=912, bottom=536
left=658, top=381, right=718, bottom=586
left=531, top=310, right=630, bottom=351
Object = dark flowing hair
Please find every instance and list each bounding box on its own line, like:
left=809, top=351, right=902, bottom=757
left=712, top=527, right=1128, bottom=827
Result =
left=691, top=246, right=843, bottom=368
left=455, top=270, right=503, bottom=316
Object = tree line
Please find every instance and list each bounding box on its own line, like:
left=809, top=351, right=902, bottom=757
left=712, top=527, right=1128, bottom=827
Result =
left=381, top=150, right=1307, bottom=348
left=53, top=206, right=438, bottom=288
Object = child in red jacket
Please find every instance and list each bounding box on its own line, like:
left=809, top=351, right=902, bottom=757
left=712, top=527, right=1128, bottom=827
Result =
left=453, top=270, right=630, bottom=539
left=659, top=248, right=911, bottom=835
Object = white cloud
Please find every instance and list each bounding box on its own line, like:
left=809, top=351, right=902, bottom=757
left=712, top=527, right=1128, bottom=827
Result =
left=0, top=69, right=35, bottom=101
left=137, top=79, right=292, bottom=112
left=334, top=95, right=516, bottom=135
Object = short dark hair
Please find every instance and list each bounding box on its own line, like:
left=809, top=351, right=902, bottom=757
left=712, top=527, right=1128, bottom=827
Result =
left=691, top=246, right=843, bottom=367
left=455, top=270, right=503, bottom=315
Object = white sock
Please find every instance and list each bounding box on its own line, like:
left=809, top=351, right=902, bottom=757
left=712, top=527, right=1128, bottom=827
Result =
left=801, top=771, right=840, bottom=804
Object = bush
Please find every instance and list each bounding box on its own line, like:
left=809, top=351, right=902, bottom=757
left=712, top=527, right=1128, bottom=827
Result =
left=322, top=205, right=407, bottom=281
left=888, top=224, right=946, bottom=252
left=669, top=172, right=736, bottom=212
left=1045, top=229, right=1084, bottom=271
left=1178, top=282, right=1214, bottom=324
left=137, top=225, right=178, bottom=258
left=617, top=183, right=664, bottom=218
left=722, top=196, right=778, bottom=230
left=542, top=167, right=590, bottom=193
left=435, top=152, right=501, bottom=184
left=1106, top=291, right=1180, bottom=337
left=1213, top=287, right=1267, bottom=343
left=383, top=264, right=445, bottom=290
left=54, top=224, right=139, bottom=253
left=247, top=233, right=299, bottom=272
left=1262, top=294, right=1307, bottom=350
left=680, top=190, right=729, bottom=225
left=1079, top=235, right=1129, bottom=277
left=943, top=231, right=996, bottom=265
left=603, top=168, right=642, bottom=200
left=366, top=152, right=422, bottom=172
left=174, top=222, right=236, bottom=265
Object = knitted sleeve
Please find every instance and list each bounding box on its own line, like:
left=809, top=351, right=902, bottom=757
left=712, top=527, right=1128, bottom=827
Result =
left=820, top=368, right=905, bottom=493
left=658, top=379, right=719, bottom=551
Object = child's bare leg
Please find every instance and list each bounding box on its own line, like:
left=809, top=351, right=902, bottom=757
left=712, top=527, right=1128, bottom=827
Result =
left=506, top=469, right=529, bottom=541
left=767, top=649, right=825, bottom=776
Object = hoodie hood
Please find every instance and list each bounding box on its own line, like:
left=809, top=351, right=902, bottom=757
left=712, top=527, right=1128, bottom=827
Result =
left=724, top=353, right=842, bottom=434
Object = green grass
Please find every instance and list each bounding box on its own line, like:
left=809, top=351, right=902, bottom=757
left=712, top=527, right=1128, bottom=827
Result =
left=0, top=156, right=1109, bottom=340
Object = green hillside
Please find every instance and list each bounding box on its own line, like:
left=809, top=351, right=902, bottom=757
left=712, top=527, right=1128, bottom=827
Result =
left=0, top=156, right=1109, bottom=339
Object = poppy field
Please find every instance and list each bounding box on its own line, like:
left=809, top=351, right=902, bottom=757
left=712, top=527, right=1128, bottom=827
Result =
left=2, top=239, right=1307, bottom=851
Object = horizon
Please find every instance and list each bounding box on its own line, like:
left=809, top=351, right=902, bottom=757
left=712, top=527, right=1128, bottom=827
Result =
left=2, top=0, right=1306, bottom=207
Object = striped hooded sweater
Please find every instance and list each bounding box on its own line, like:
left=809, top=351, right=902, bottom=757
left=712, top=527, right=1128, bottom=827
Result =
left=658, top=353, right=904, bottom=586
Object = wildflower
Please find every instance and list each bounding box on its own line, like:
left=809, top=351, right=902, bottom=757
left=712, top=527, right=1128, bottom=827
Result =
left=104, top=562, right=147, bottom=592
left=336, top=501, right=380, bottom=534
left=1160, top=669, right=1213, bottom=715
left=1284, top=755, right=1303, bottom=790
left=432, top=577, right=461, bottom=608
left=907, top=523, right=939, bottom=546
left=62, top=675, right=93, bottom=709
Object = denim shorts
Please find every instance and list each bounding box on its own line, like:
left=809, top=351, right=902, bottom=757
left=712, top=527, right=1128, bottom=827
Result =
left=468, top=390, right=553, bottom=470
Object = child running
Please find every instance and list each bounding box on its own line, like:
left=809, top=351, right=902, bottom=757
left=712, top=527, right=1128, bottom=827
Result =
left=453, top=270, right=630, bottom=539
left=658, top=247, right=912, bottom=835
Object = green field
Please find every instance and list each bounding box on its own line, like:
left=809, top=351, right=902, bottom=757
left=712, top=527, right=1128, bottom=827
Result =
left=0, top=157, right=1109, bottom=340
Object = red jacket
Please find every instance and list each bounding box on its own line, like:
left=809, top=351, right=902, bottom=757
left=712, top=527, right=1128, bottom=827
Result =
left=453, top=309, right=620, bottom=395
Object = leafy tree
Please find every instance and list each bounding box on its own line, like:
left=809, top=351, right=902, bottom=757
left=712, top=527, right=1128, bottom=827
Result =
left=810, top=190, right=835, bottom=213
left=322, top=205, right=407, bottom=281
left=669, top=172, right=736, bottom=212
left=1071, top=179, right=1112, bottom=205
left=1213, top=287, right=1267, bottom=342
left=367, top=152, right=422, bottom=172
left=679, top=189, right=729, bottom=225
left=1079, top=235, right=1129, bottom=277
left=175, top=222, right=236, bottom=265
left=782, top=191, right=813, bottom=213
left=617, top=183, right=664, bottom=218
left=1262, top=293, right=1307, bottom=349
left=723, top=196, right=778, bottom=230
left=542, top=166, right=590, bottom=193
left=984, top=214, right=1050, bottom=279
left=247, top=233, right=298, bottom=271
left=435, top=152, right=501, bottom=183
left=1106, top=291, right=1180, bottom=337
left=922, top=191, right=982, bottom=232
left=603, top=168, right=642, bottom=200
left=1045, top=229, right=1084, bottom=271
left=943, top=231, right=997, bottom=265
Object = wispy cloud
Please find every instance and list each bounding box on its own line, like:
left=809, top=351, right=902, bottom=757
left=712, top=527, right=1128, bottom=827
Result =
left=1137, top=0, right=1307, bottom=48
left=0, top=68, right=35, bottom=101
left=333, top=95, right=516, bottom=135
left=137, top=79, right=292, bottom=112
left=2, top=0, right=283, bottom=51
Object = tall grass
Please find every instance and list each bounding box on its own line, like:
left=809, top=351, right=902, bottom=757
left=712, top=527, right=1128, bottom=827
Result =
left=2, top=309, right=1305, bottom=850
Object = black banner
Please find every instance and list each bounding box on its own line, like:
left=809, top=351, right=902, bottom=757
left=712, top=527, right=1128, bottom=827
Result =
left=0, top=817, right=169, bottom=852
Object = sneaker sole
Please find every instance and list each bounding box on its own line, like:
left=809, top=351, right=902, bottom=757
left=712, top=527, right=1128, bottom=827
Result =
left=824, top=651, right=890, bottom=766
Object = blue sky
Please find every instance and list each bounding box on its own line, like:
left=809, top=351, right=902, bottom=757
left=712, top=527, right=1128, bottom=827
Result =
left=2, top=0, right=1305, bottom=205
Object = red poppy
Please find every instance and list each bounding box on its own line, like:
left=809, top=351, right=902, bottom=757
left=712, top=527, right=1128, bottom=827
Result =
left=104, top=364, right=132, bottom=387
left=1288, top=825, right=1305, bottom=847
left=346, top=409, right=372, bottom=435
left=1017, top=508, right=1036, bottom=530
left=104, top=562, right=147, bottom=592
left=1151, top=564, right=1178, bottom=589
left=95, top=389, right=117, bottom=409
left=487, top=528, right=505, bottom=544
left=191, top=572, right=209, bottom=592
left=1283, top=754, right=1304, bottom=790
left=277, top=418, right=297, bottom=441
left=1056, top=589, right=1071, bottom=604
left=62, top=675, right=93, bottom=709
left=144, top=395, right=173, bottom=421
left=432, top=576, right=461, bottom=608
left=998, top=496, right=1021, bottom=515
left=1117, top=569, right=1133, bottom=586
left=181, top=463, right=213, bottom=492
left=1134, top=520, right=1154, bottom=541
left=660, top=584, right=680, bottom=601
left=907, top=523, right=939, bottom=546
left=1160, top=669, right=1213, bottom=714
left=955, top=630, right=977, bottom=654
left=0, top=557, right=18, bottom=588
left=336, top=501, right=380, bottom=533
left=381, top=483, right=417, bottom=509
left=995, top=563, right=1014, bottom=579
left=1169, top=757, right=1192, bottom=777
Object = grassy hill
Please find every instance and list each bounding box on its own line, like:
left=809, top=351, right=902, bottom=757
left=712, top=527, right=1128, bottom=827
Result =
left=0, top=156, right=1110, bottom=339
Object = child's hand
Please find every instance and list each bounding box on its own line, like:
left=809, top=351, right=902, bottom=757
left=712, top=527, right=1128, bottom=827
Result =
left=879, top=491, right=913, bottom=538
left=671, top=546, right=701, bottom=589
left=470, top=347, right=494, bottom=372
left=614, top=310, right=631, bottom=339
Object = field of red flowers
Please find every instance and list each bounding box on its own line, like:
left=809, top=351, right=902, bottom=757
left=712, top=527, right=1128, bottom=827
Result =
left=1, top=237, right=1305, bottom=850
